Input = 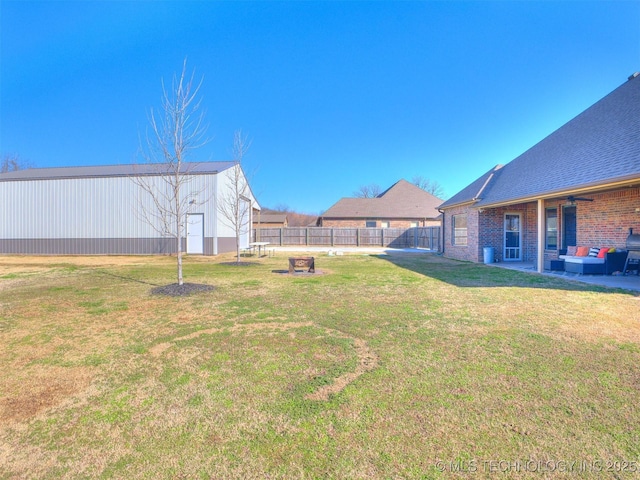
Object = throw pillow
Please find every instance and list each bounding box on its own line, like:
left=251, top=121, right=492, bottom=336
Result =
left=566, top=246, right=578, bottom=256
left=588, top=247, right=600, bottom=257
left=576, top=246, right=590, bottom=256
left=597, top=247, right=609, bottom=258
left=608, top=247, right=617, bottom=253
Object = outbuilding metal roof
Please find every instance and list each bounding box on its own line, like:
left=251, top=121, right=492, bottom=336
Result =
left=0, top=161, right=236, bottom=182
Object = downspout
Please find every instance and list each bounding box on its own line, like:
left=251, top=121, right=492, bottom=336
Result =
left=438, top=208, right=445, bottom=255
left=537, top=199, right=544, bottom=273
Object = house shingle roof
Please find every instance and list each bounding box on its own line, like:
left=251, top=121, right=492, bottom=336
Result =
left=0, top=162, right=236, bottom=182
left=256, top=214, right=287, bottom=224
left=322, top=179, right=443, bottom=219
left=440, top=73, right=640, bottom=209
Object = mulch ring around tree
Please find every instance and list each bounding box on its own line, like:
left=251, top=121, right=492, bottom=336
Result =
left=150, top=283, right=215, bottom=297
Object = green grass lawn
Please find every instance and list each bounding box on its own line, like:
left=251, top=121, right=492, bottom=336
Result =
left=1, top=252, right=639, bottom=478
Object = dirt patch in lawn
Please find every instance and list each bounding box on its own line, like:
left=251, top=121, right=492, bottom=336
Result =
left=0, top=367, right=94, bottom=423
left=305, top=336, right=378, bottom=401
left=0, top=255, right=157, bottom=272
left=149, top=321, right=378, bottom=400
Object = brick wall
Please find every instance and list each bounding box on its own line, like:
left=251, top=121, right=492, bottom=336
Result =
left=442, top=205, right=480, bottom=262
left=444, top=187, right=640, bottom=265
left=548, top=188, right=640, bottom=251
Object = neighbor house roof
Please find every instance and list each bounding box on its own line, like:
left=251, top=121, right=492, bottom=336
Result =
left=440, top=72, right=640, bottom=209
left=321, top=179, right=443, bottom=219
left=0, top=161, right=236, bottom=182
left=255, top=213, right=287, bottom=224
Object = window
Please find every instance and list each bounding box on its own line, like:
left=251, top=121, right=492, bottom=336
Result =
left=365, top=221, right=376, bottom=228
left=381, top=221, right=390, bottom=228
left=545, top=208, right=558, bottom=250
left=452, top=214, right=467, bottom=246
left=410, top=221, right=419, bottom=228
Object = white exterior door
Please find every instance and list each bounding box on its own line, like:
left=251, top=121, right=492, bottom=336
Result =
left=186, top=213, right=204, bottom=254
left=504, top=213, right=522, bottom=261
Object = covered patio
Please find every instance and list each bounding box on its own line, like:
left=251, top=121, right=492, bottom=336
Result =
left=492, top=261, right=640, bottom=292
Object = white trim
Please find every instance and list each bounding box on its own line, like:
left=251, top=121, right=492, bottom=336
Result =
left=503, top=212, right=522, bottom=261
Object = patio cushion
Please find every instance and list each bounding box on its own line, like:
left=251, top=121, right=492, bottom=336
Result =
left=566, top=246, right=578, bottom=255
left=597, top=247, right=609, bottom=258
left=588, top=247, right=600, bottom=257
left=564, top=256, right=605, bottom=265
left=576, top=246, right=590, bottom=256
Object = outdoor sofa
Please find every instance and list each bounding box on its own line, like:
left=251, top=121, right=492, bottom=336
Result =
left=558, top=246, right=628, bottom=275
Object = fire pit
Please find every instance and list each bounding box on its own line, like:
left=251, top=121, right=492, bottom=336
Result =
left=288, top=257, right=315, bottom=274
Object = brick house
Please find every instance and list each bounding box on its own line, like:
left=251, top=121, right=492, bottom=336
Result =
left=317, top=179, right=442, bottom=228
left=254, top=213, right=288, bottom=228
left=439, top=72, right=640, bottom=272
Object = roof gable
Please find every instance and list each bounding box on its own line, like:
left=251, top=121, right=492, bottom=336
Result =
left=322, top=179, right=443, bottom=219
left=441, top=73, right=640, bottom=209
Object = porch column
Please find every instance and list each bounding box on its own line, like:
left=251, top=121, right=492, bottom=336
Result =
left=537, top=199, right=544, bottom=273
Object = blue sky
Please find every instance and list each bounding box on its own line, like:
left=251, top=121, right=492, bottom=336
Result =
left=2, top=1, right=639, bottom=213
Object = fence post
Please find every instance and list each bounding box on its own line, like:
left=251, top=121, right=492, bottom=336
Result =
left=331, top=228, right=334, bottom=247
left=279, top=228, right=283, bottom=246
left=357, top=228, right=360, bottom=247
left=305, top=228, right=309, bottom=246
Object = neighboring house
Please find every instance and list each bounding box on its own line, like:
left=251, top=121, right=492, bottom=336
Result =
left=0, top=162, right=260, bottom=255
left=254, top=213, right=288, bottom=228
left=317, top=179, right=443, bottom=228
left=439, top=72, right=640, bottom=272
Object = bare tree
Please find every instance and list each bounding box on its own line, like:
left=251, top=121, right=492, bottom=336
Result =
left=135, top=59, right=208, bottom=286
left=411, top=175, right=446, bottom=199
left=353, top=183, right=382, bottom=198
left=272, top=203, right=291, bottom=213
left=1, top=154, right=31, bottom=173
left=217, top=130, right=253, bottom=264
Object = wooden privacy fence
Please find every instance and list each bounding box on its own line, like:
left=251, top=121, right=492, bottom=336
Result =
left=253, top=227, right=441, bottom=251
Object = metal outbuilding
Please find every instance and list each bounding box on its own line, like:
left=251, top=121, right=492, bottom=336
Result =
left=0, top=162, right=259, bottom=255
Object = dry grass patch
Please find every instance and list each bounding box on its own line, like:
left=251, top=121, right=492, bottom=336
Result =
left=1, top=253, right=640, bottom=478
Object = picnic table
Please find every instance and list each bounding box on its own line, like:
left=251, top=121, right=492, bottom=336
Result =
left=249, top=241, right=270, bottom=257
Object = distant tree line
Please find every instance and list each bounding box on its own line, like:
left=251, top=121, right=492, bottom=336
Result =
left=354, top=175, right=446, bottom=199
left=262, top=205, right=318, bottom=227
left=1, top=154, right=32, bottom=173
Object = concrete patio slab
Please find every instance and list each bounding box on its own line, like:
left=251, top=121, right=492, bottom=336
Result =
left=490, top=261, right=640, bottom=292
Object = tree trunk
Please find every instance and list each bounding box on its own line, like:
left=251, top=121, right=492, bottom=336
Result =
left=177, top=216, right=184, bottom=286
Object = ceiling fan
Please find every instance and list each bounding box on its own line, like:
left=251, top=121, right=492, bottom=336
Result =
left=565, top=195, right=594, bottom=206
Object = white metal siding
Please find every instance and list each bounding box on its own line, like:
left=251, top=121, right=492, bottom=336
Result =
left=0, top=174, right=217, bottom=239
